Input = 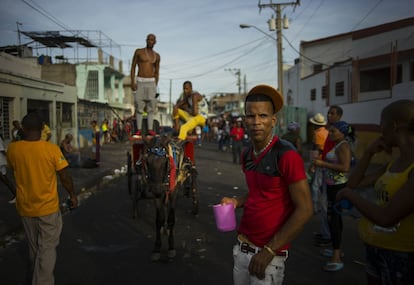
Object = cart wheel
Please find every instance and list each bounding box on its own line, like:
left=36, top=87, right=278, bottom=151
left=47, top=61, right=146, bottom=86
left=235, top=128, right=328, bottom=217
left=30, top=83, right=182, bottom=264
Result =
left=127, top=152, right=132, bottom=195
left=132, top=177, right=141, bottom=219
left=135, top=165, right=147, bottom=199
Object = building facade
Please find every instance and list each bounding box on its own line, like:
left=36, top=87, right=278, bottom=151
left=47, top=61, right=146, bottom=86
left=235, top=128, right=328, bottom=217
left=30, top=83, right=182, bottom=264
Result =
left=284, top=17, right=414, bottom=159
left=0, top=52, right=77, bottom=144
left=284, top=17, right=414, bottom=124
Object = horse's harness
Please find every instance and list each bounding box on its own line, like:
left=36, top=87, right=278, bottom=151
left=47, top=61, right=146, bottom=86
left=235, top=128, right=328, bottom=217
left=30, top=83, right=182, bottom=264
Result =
left=145, top=144, right=171, bottom=191
left=136, top=139, right=190, bottom=205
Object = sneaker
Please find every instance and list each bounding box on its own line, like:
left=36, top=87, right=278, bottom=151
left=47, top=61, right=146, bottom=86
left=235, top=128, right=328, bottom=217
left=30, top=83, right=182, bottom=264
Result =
left=135, top=130, right=142, bottom=136
left=8, top=197, right=16, bottom=204
left=323, top=262, right=344, bottom=272
left=320, top=248, right=344, bottom=258
left=147, top=130, right=156, bottom=136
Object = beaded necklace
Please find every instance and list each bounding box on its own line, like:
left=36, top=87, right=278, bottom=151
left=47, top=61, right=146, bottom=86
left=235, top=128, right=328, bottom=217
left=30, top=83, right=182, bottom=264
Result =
left=253, top=136, right=274, bottom=157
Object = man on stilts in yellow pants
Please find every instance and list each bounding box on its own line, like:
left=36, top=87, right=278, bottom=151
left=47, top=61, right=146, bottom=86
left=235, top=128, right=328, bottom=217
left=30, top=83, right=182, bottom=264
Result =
left=172, top=80, right=208, bottom=164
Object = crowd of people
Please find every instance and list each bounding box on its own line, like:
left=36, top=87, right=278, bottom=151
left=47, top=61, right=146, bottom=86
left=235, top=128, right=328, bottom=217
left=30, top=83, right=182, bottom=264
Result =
left=217, top=85, right=414, bottom=284
left=1, top=31, right=413, bottom=285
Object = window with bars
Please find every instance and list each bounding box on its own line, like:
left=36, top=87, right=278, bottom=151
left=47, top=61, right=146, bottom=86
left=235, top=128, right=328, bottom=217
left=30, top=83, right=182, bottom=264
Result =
left=335, top=81, right=344, bottom=97
left=0, top=97, right=11, bottom=140
left=310, top=88, right=316, bottom=101
left=86, top=70, right=99, bottom=99
left=321, top=85, right=327, bottom=99
left=62, top=102, right=74, bottom=127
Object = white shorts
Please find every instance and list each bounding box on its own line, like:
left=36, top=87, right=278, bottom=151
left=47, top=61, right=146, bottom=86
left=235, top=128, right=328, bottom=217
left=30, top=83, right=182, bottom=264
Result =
left=134, top=80, right=157, bottom=114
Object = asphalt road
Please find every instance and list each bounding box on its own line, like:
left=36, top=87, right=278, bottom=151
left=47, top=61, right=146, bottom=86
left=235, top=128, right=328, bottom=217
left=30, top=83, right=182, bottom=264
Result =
left=0, top=141, right=367, bottom=285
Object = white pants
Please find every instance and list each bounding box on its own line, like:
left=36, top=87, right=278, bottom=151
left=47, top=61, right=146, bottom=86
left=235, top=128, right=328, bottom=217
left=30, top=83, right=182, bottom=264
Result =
left=233, top=244, right=287, bottom=285
left=22, top=211, right=63, bottom=285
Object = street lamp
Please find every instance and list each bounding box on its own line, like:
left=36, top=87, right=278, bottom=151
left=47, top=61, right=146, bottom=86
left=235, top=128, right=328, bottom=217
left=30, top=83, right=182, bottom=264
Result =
left=239, top=24, right=276, bottom=41
left=240, top=16, right=287, bottom=96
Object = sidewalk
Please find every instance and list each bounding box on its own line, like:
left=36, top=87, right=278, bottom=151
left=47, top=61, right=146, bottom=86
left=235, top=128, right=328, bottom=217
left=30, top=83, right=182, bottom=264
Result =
left=0, top=140, right=132, bottom=245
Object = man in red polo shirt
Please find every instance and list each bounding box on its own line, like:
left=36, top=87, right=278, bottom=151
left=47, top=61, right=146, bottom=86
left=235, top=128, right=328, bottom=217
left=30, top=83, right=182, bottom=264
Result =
left=221, top=85, right=313, bottom=285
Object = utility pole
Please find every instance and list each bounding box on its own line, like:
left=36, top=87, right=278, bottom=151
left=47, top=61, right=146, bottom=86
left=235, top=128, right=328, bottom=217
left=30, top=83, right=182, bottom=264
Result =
left=169, top=79, right=172, bottom=114
left=16, top=21, right=22, bottom=57
left=225, top=68, right=241, bottom=94
left=243, top=74, right=247, bottom=95
left=258, top=1, right=300, bottom=97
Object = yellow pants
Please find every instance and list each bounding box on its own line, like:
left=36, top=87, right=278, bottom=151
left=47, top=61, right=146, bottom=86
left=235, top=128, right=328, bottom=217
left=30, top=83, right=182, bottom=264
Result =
left=174, top=109, right=206, bottom=140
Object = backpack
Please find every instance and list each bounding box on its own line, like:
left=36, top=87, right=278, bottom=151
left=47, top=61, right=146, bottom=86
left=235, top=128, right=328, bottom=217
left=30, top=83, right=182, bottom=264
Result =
left=242, top=139, right=295, bottom=177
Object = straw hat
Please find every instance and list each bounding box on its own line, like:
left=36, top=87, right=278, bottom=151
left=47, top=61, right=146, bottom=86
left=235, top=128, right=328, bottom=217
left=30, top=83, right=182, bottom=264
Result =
left=309, top=113, right=326, bottom=125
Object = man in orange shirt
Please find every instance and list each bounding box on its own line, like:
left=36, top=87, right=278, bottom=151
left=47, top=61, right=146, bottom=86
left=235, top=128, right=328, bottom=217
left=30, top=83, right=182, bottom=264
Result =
left=7, top=113, right=77, bottom=285
left=309, top=113, right=328, bottom=155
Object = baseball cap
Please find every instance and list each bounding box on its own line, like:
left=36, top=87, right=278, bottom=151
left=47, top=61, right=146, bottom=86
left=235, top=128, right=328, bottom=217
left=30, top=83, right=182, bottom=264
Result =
left=246, top=84, right=284, bottom=113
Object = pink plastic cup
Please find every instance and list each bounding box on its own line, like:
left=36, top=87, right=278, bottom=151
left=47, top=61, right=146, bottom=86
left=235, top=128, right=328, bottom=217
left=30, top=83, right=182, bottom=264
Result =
left=213, top=203, right=236, bottom=232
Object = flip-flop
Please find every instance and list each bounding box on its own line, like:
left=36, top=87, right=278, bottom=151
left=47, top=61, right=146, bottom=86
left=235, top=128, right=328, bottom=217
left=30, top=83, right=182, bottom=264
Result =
left=320, top=249, right=345, bottom=257
left=323, top=262, right=344, bottom=272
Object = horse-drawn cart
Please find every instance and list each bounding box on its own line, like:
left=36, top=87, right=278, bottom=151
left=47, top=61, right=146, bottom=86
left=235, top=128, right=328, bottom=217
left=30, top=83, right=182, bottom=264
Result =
left=126, top=134, right=199, bottom=260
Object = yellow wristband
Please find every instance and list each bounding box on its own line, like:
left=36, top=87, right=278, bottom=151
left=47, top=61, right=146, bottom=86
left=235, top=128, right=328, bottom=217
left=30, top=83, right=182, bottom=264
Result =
left=263, top=245, right=276, bottom=256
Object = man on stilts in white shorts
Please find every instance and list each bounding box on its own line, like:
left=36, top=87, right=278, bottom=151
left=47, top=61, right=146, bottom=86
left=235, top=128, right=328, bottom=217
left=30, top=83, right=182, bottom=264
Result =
left=130, top=33, right=160, bottom=137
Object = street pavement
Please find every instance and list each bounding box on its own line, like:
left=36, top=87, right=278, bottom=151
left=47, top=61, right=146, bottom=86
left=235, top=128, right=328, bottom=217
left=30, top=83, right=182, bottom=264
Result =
left=0, top=139, right=367, bottom=284
left=0, top=141, right=132, bottom=244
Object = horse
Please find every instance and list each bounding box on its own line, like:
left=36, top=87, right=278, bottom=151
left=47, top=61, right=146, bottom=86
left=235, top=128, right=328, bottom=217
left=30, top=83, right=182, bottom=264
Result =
left=131, top=135, right=198, bottom=261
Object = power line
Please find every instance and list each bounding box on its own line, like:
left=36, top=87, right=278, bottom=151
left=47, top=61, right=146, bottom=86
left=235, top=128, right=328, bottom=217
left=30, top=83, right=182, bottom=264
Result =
left=289, top=0, right=313, bottom=22
left=282, top=34, right=329, bottom=66
left=283, top=1, right=388, bottom=69
left=21, top=0, right=72, bottom=31
left=350, top=0, right=383, bottom=31
left=290, top=0, right=325, bottom=43
left=162, top=36, right=268, bottom=70
left=165, top=39, right=268, bottom=81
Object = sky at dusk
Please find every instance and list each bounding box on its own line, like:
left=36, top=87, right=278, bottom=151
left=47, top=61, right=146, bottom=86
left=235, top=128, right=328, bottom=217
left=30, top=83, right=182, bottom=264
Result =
left=1, top=0, right=413, bottom=102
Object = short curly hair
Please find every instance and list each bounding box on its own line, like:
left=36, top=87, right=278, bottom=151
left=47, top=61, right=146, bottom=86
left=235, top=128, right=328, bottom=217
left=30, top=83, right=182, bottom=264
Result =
left=22, top=113, right=42, bottom=131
